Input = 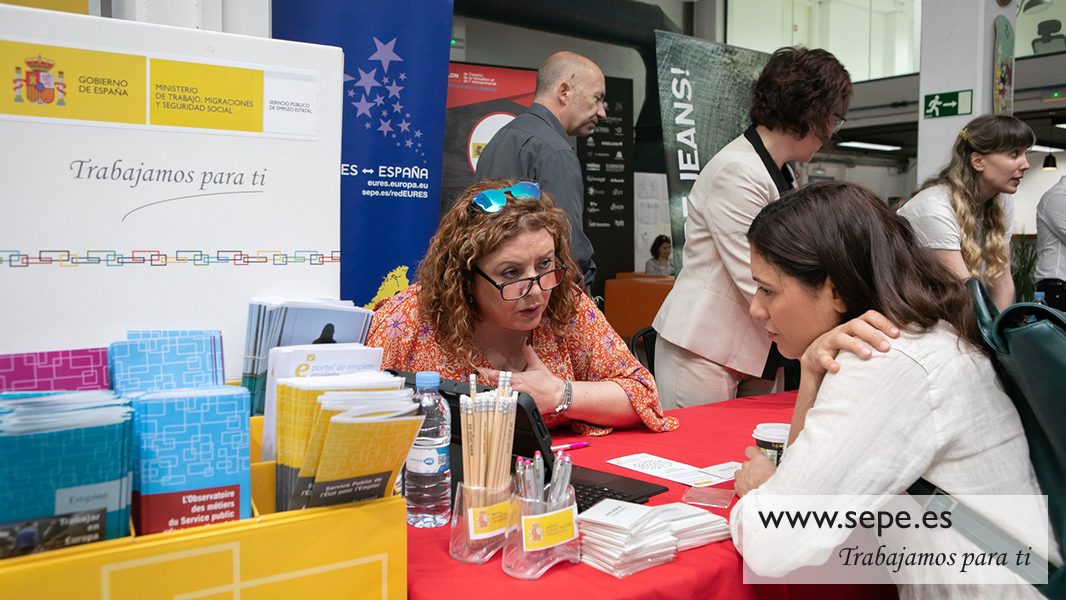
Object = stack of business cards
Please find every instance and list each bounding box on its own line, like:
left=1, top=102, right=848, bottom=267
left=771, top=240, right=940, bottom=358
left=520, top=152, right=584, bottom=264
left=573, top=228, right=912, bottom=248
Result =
left=652, top=502, right=730, bottom=551
left=577, top=499, right=677, bottom=578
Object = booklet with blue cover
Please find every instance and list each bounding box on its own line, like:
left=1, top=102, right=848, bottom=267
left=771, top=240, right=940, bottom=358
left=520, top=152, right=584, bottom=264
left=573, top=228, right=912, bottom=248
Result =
left=131, top=386, right=251, bottom=535
left=0, top=392, right=133, bottom=558
left=126, top=330, right=224, bottom=382
left=109, top=333, right=224, bottom=396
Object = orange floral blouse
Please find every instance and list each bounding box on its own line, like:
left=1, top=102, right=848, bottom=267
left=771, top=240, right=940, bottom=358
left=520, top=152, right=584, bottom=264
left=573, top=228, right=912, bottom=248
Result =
left=367, top=284, right=679, bottom=436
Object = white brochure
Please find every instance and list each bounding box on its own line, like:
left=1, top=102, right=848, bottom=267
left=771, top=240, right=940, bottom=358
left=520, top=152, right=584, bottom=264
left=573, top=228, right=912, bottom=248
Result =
left=606, top=453, right=742, bottom=487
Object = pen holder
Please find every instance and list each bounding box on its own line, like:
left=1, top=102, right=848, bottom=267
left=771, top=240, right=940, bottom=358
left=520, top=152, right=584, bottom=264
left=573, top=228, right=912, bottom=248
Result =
left=501, top=484, right=580, bottom=580
left=449, top=482, right=512, bottom=564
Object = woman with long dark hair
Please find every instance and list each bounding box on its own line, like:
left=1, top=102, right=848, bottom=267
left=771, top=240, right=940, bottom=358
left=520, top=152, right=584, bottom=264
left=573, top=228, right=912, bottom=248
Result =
left=730, top=181, right=1057, bottom=594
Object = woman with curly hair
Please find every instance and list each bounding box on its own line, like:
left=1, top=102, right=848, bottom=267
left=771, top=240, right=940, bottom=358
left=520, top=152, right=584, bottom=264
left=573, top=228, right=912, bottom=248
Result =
left=899, top=114, right=1034, bottom=311
left=367, top=179, right=678, bottom=436
left=653, top=46, right=855, bottom=409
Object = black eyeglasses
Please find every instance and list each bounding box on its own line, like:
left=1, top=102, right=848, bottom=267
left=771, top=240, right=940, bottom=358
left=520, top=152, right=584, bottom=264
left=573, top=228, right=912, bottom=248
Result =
left=472, top=265, right=567, bottom=301
left=832, top=113, right=847, bottom=133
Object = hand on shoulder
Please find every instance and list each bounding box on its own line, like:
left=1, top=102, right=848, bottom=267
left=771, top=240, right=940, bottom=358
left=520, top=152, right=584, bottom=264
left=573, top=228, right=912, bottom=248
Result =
left=801, top=310, right=900, bottom=377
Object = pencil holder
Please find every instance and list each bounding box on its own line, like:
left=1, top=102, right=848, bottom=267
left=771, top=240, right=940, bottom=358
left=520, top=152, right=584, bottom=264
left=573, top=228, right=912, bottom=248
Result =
left=501, top=484, right=580, bottom=580
left=448, top=481, right=512, bottom=563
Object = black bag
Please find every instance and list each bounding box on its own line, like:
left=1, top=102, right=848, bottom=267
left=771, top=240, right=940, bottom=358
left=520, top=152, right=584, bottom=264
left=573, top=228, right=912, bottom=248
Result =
left=910, top=280, right=1065, bottom=597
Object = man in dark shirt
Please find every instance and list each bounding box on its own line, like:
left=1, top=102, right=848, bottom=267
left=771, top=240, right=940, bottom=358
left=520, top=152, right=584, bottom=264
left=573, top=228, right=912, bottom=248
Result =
left=475, top=52, right=605, bottom=287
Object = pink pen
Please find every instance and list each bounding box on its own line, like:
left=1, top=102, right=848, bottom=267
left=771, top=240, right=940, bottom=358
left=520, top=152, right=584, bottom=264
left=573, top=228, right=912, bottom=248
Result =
left=550, top=441, right=590, bottom=451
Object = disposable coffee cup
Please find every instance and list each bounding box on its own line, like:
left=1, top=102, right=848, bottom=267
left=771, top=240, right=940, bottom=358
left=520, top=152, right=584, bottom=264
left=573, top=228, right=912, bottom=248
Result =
left=752, top=423, right=790, bottom=466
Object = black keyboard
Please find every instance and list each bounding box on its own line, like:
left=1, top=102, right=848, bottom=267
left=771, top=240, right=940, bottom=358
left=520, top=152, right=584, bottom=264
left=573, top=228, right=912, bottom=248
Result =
left=573, top=482, right=639, bottom=512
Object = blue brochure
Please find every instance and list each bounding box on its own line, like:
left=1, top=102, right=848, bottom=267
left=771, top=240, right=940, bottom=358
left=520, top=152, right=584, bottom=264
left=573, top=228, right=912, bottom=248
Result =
left=131, top=386, right=251, bottom=535
left=109, top=334, right=224, bottom=396
left=0, top=393, right=133, bottom=558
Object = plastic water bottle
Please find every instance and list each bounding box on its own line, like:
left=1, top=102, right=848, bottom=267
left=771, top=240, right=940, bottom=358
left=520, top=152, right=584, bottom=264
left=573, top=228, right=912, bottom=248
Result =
left=405, top=371, right=451, bottom=527
left=1023, top=292, right=1048, bottom=324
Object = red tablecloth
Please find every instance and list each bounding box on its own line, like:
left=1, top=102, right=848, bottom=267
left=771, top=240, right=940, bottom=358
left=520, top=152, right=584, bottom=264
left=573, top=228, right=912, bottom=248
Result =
left=407, top=392, right=897, bottom=600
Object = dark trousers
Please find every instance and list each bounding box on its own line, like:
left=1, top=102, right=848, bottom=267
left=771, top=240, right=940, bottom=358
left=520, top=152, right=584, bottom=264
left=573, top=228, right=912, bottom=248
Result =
left=1036, top=279, right=1066, bottom=312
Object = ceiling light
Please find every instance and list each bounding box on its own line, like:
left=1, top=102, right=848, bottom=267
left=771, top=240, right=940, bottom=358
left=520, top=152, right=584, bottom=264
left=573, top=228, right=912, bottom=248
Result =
left=1043, top=154, right=1058, bottom=170
left=1018, top=0, right=1053, bottom=15
left=1056, top=123, right=1066, bottom=130
left=1030, top=144, right=1064, bottom=153
left=837, top=141, right=902, bottom=152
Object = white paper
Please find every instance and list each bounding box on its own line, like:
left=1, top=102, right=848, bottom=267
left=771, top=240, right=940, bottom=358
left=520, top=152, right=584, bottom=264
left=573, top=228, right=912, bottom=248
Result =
left=606, top=453, right=739, bottom=488
left=699, top=461, right=743, bottom=484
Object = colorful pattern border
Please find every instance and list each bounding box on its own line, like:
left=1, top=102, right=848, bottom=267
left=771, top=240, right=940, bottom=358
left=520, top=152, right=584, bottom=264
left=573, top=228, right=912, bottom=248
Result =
left=0, top=250, right=341, bottom=267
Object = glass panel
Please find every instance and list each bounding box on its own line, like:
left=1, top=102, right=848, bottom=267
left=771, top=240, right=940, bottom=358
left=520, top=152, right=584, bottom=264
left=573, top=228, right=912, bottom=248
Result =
left=726, top=0, right=920, bottom=83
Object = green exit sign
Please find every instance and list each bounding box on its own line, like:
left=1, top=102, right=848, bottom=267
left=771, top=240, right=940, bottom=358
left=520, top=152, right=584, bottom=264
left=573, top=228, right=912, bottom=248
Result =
left=923, top=90, right=973, bottom=119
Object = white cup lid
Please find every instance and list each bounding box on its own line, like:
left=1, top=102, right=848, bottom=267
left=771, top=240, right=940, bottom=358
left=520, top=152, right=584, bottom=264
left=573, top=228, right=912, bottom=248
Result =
left=752, top=422, right=790, bottom=444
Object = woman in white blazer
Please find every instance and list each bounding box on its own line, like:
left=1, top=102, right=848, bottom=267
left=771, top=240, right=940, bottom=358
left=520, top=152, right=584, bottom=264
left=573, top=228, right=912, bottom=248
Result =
left=653, top=47, right=853, bottom=409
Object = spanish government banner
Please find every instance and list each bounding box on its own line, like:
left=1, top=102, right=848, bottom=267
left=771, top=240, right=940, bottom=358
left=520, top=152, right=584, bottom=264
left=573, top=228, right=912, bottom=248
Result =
left=0, top=4, right=342, bottom=378
left=655, top=32, right=767, bottom=270
left=273, top=0, right=454, bottom=305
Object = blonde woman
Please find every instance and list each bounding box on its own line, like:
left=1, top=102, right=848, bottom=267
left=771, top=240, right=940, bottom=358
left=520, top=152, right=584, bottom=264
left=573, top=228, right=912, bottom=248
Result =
left=898, top=114, right=1034, bottom=310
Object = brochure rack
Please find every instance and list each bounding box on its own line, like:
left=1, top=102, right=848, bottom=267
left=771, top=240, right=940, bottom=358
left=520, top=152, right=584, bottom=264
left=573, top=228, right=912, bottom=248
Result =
left=0, top=418, right=407, bottom=600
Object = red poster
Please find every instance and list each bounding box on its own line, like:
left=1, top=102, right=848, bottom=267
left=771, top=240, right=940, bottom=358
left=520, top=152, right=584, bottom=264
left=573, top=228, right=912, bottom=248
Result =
left=441, top=62, right=536, bottom=214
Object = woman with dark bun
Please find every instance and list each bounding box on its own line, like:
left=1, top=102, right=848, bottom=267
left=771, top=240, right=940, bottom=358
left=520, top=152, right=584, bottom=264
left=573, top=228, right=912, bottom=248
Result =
left=653, top=47, right=861, bottom=409
left=644, top=234, right=674, bottom=276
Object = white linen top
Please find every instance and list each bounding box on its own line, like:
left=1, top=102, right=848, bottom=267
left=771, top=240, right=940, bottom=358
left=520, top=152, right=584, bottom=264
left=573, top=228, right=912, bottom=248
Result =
left=898, top=184, right=1014, bottom=268
left=729, top=323, right=1059, bottom=599
left=1035, top=176, right=1066, bottom=282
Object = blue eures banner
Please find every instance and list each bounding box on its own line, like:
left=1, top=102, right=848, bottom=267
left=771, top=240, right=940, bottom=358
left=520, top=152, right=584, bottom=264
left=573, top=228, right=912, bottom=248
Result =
left=272, top=0, right=454, bottom=305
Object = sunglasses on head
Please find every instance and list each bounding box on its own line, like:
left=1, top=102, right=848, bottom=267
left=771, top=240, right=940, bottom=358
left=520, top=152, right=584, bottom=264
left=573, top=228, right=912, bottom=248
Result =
left=470, top=182, right=542, bottom=213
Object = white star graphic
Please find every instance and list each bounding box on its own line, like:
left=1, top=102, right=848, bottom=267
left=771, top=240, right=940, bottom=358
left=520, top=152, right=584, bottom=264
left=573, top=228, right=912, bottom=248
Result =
left=385, top=82, right=403, bottom=98
left=354, top=68, right=379, bottom=95
left=368, top=37, right=403, bottom=73
left=351, top=95, right=374, bottom=117
left=377, top=119, right=393, bottom=136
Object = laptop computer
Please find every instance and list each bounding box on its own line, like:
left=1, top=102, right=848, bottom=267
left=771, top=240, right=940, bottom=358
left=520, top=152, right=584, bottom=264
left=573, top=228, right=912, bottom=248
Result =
left=389, top=370, right=668, bottom=512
